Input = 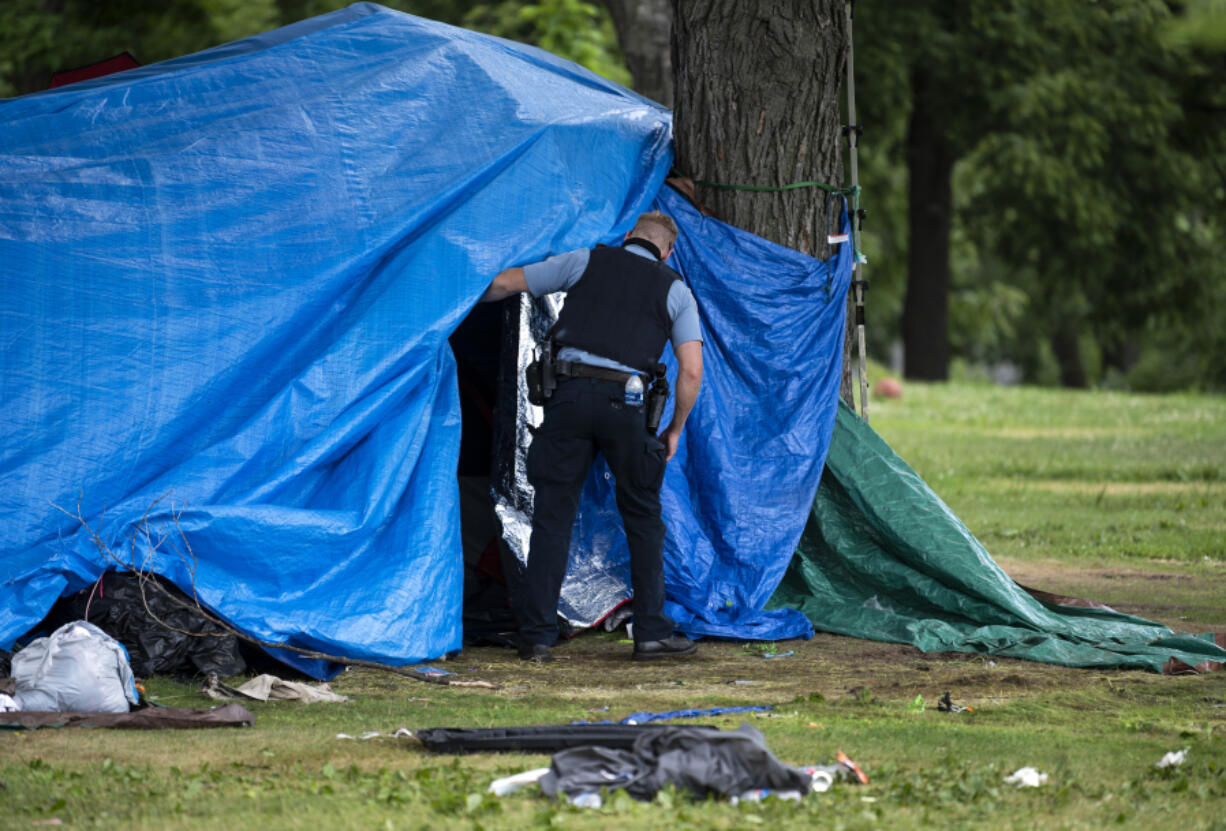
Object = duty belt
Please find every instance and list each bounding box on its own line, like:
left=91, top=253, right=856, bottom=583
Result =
left=555, top=360, right=642, bottom=385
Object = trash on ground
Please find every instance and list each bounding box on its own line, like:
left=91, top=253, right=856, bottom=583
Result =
left=410, top=666, right=453, bottom=676
left=1, top=702, right=255, bottom=730
left=483, top=725, right=867, bottom=808
left=580, top=704, right=774, bottom=726
left=203, top=673, right=347, bottom=703
left=489, top=767, right=551, bottom=796
left=937, top=691, right=972, bottom=713
left=762, top=650, right=794, bottom=659
left=417, top=723, right=715, bottom=753
left=541, top=723, right=821, bottom=804
left=836, top=751, right=870, bottom=784
left=40, top=572, right=246, bottom=678
left=729, top=786, right=805, bottom=804
left=336, top=728, right=413, bottom=740
left=1004, top=767, right=1048, bottom=787
left=601, top=605, right=633, bottom=633
left=1157, top=749, right=1188, bottom=768
left=11, top=621, right=140, bottom=713
left=445, top=679, right=499, bottom=689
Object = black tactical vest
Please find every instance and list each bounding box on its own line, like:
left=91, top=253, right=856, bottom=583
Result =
left=553, top=244, right=680, bottom=374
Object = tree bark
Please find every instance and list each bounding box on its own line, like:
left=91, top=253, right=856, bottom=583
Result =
left=672, top=0, right=847, bottom=259
left=901, top=63, right=953, bottom=381
left=1051, top=327, right=1087, bottom=388
left=601, top=0, right=673, bottom=107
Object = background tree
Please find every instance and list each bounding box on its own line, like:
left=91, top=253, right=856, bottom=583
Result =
left=463, top=0, right=630, bottom=86
left=855, top=0, right=1226, bottom=388
left=600, top=0, right=672, bottom=106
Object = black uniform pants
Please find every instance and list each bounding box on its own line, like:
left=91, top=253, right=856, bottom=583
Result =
left=519, top=377, right=673, bottom=646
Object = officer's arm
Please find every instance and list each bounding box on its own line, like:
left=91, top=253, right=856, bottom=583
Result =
left=480, top=267, right=528, bottom=302
left=661, top=340, right=702, bottom=462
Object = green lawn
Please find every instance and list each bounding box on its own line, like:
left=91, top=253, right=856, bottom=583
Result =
left=4, top=381, right=1225, bottom=830
left=870, top=383, right=1225, bottom=568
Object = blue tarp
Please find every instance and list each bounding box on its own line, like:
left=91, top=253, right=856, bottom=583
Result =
left=1, top=3, right=850, bottom=675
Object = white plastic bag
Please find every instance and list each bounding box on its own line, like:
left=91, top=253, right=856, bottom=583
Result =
left=12, top=620, right=140, bottom=713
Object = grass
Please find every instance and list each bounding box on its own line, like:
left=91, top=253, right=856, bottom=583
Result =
left=4, top=380, right=1226, bottom=829
left=868, top=382, right=1226, bottom=568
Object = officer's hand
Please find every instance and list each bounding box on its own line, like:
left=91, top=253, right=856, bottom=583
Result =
left=659, top=426, right=681, bottom=462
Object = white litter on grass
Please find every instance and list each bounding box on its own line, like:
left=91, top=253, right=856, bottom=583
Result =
left=729, top=788, right=805, bottom=805
left=1004, top=767, right=1048, bottom=788
left=1157, top=749, right=1188, bottom=768
left=335, top=728, right=413, bottom=740
left=488, top=767, right=550, bottom=796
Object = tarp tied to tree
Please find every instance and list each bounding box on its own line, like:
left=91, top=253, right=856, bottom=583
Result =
left=1, top=2, right=1222, bottom=678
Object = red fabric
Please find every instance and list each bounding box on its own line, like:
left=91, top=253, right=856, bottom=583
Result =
left=50, top=52, right=140, bottom=89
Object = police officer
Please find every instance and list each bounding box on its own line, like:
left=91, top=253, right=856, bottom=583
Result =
left=480, top=212, right=702, bottom=662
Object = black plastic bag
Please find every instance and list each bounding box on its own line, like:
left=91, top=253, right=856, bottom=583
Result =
left=42, top=573, right=246, bottom=679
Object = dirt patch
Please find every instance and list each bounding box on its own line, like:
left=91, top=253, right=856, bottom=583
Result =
left=996, top=557, right=1226, bottom=630
left=437, top=631, right=1131, bottom=718
left=417, top=560, right=1226, bottom=714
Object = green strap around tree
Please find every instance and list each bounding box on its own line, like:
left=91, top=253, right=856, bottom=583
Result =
left=694, top=179, right=859, bottom=197
left=694, top=179, right=866, bottom=276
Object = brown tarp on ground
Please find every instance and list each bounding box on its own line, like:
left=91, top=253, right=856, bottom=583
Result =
left=1, top=679, right=255, bottom=729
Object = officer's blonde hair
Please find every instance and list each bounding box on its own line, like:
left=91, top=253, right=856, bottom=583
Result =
left=633, top=211, right=678, bottom=247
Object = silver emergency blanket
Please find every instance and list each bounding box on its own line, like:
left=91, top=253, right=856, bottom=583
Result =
left=493, top=291, right=634, bottom=630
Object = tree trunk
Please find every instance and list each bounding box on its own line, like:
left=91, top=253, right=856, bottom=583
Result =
left=601, top=0, right=673, bottom=107
left=1051, top=327, right=1088, bottom=388
left=901, top=63, right=953, bottom=381
left=672, top=0, right=847, bottom=259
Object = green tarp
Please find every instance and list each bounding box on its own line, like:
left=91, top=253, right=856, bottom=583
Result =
left=770, top=401, right=1226, bottom=673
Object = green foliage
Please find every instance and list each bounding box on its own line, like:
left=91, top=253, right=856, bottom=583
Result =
left=855, top=0, right=1226, bottom=390
left=0, top=0, right=282, bottom=97
left=1163, top=0, right=1226, bottom=49
left=463, top=0, right=631, bottom=86
left=0, top=0, right=626, bottom=98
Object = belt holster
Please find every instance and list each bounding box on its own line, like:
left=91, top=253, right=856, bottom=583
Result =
left=526, top=338, right=557, bottom=406
left=645, top=363, right=669, bottom=434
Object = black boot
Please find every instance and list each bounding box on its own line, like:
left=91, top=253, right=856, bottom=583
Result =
left=518, top=642, right=553, bottom=663
left=632, top=635, right=696, bottom=661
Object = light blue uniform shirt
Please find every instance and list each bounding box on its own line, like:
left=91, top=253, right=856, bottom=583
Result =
left=523, top=244, right=702, bottom=374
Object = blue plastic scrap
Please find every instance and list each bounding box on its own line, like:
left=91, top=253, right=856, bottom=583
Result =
left=576, top=705, right=775, bottom=726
